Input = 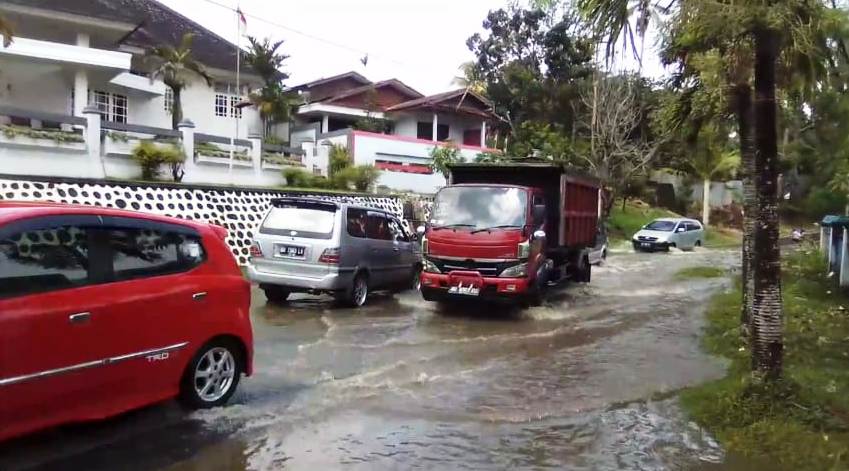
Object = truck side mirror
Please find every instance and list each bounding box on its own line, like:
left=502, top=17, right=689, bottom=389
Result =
left=416, top=225, right=425, bottom=236
left=533, top=230, right=546, bottom=240
left=533, top=205, right=546, bottom=224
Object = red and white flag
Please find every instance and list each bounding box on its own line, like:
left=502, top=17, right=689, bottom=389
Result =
left=237, top=7, right=247, bottom=36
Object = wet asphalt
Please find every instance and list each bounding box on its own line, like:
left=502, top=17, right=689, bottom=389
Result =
left=0, top=248, right=750, bottom=471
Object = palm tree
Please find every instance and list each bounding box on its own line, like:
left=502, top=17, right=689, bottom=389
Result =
left=244, top=36, right=297, bottom=138
left=147, top=33, right=213, bottom=130
left=451, top=61, right=486, bottom=95
left=578, top=0, right=834, bottom=379
left=686, top=125, right=740, bottom=226
left=0, top=13, right=13, bottom=47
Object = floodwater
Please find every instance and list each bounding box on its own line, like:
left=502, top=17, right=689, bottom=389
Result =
left=1, top=249, right=748, bottom=471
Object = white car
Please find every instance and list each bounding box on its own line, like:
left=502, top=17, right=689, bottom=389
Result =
left=632, top=218, right=704, bottom=252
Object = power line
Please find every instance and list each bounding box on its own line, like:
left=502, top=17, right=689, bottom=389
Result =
left=194, top=0, right=423, bottom=71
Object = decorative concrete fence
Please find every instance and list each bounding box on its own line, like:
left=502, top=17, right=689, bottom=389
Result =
left=821, top=215, right=849, bottom=287
left=0, top=175, right=413, bottom=265
left=0, top=105, right=308, bottom=187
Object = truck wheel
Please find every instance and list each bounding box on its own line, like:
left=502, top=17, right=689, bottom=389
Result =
left=263, top=286, right=290, bottom=304
left=528, top=267, right=549, bottom=306
left=582, top=259, right=592, bottom=282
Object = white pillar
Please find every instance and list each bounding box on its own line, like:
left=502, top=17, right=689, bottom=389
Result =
left=83, top=106, right=104, bottom=178
left=76, top=32, right=90, bottom=47
left=828, top=227, right=836, bottom=272
left=480, top=121, right=487, bottom=148
left=73, top=69, right=88, bottom=118
left=321, top=114, right=329, bottom=133
left=249, top=131, right=263, bottom=180
left=432, top=113, right=438, bottom=142
left=821, top=226, right=829, bottom=254
left=178, top=119, right=197, bottom=181
left=840, top=228, right=849, bottom=287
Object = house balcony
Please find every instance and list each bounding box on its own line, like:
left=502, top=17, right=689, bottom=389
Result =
left=0, top=35, right=130, bottom=73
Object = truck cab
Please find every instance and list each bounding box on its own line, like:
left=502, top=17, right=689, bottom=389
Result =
left=419, top=163, right=600, bottom=306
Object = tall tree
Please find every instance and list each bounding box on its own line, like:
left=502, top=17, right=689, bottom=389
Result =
left=147, top=33, right=213, bottom=130
left=244, top=36, right=298, bottom=138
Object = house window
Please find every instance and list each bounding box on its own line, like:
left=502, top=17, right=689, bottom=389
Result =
left=416, top=121, right=449, bottom=141
left=90, top=90, right=128, bottom=123
left=164, top=88, right=173, bottom=114
left=215, top=93, right=242, bottom=118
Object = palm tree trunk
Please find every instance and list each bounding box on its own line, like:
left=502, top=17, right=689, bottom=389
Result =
left=734, top=83, right=756, bottom=329
left=171, top=87, right=183, bottom=131
left=702, top=178, right=711, bottom=226
left=751, top=28, right=783, bottom=379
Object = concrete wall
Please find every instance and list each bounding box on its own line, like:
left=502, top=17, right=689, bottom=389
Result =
left=0, top=175, right=411, bottom=266
left=391, top=111, right=485, bottom=143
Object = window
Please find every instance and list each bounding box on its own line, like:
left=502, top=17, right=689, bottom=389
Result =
left=417, top=122, right=450, bottom=141
left=346, top=208, right=367, bottom=238
left=687, top=222, right=702, bottom=231
left=261, top=205, right=336, bottom=239
left=107, top=228, right=205, bottom=282
left=0, top=225, right=92, bottom=299
left=164, top=88, right=173, bottom=114
left=417, top=122, right=431, bottom=140
left=90, top=90, right=128, bottom=123
left=215, top=93, right=242, bottom=118
left=387, top=218, right=409, bottom=242
left=366, top=213, right=392, bottom=241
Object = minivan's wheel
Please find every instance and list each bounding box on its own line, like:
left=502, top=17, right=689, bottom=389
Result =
left=695, top=240, right=702, bottom=247
left=180, top=340, right=242, bottom=409
left=337, top=273, right=369, bottom=307
left=263, top=286, right=290, bottom=304
left=411, top=265, right=422, bottom=291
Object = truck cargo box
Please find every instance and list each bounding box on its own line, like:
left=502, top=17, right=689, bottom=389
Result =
left=448, top=163, right=600, bottom=248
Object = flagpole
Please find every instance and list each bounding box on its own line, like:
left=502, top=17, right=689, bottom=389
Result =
left=229, top=4, right=241, bottom=181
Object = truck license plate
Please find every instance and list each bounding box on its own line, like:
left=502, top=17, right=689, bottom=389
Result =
left=448, top=282, right=480, bottom=296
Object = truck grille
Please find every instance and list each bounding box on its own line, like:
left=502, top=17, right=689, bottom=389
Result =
left=429, top=258, right=515, bottom=276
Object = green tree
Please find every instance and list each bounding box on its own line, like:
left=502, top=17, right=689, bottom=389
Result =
left=328, top=143, right=352, bottom=176
left=244, top=36, right=299, bottom=137
left=147, top=33, right=213, bottom=130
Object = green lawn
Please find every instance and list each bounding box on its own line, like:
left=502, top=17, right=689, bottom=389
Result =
left=680, top=251, right=849, bottom=470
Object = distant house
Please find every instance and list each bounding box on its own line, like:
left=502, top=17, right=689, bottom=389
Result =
left=0, top=0, right=264, bottom=138
left=287, top=71, right=498, bottom=193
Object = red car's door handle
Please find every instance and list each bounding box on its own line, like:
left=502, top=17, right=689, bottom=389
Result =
left=68, top=312, right=91, bottom=324
left=192, top=292, right=208, bottom=301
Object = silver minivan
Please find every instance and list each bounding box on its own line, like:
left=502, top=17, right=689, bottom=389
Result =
left=246, top=198, right=421, bottom=307
left=632, top=217, right=705, bottom=252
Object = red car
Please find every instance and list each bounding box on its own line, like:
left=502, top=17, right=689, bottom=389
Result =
left=0, top=201, right=253, bottom=441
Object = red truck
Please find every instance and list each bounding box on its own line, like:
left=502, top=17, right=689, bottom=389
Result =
left=418, top=162, right=600, bottom=305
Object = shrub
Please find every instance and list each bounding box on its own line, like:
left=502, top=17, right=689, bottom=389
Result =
left=803, top=187, right=847, bottom=219
left=131, top=140, right=184, bottom=181
left=429, top=143, right=462, bottom=179
left=352, top=165, right=380, bottom=192
left=282, top=168, right=314, bottom=187
left=329, top=144, right=352, bottom=176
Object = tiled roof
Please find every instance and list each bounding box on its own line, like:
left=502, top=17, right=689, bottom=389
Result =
left=290, top=71, right=372, bottom=91
left=322, top=79, right=423, bottom=104
left=387, top=89, right=494, bottom=117
left=4, top=0, right=243, bottom=72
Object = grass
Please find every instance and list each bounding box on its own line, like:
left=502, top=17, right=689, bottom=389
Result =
left=680, top=250, right=849, bottom=470
left=675, top=266, right=727, bottom=280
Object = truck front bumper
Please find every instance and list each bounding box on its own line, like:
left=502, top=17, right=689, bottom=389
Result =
left=420, top=272, right=531, bottom=302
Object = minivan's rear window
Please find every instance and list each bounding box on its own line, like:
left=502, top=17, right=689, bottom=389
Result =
left=261, top=207, right=336, bottom=239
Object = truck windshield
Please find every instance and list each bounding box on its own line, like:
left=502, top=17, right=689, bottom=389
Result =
left=431, top=186, right=527, bottom=230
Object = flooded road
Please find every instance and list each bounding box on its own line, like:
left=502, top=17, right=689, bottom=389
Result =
left=1, top=249, right=740, bottom=471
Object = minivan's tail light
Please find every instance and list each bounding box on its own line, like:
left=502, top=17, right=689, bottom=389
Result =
left=249, top=241, right=263, bottom=258
left=319, top=247, right=341, bottom=264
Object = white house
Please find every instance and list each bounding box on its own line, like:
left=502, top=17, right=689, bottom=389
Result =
left=287, top=72, right=500, bottom=193
left=0, top=1, right=498, bottom=193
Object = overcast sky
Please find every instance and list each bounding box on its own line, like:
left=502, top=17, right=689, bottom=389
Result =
left=157, top=0, right=667, bottom=94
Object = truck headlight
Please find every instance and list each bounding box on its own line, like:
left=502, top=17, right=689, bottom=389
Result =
left=517, top=240, right=530, bottom=259
left=423, top=258, right=441, bottom=273
left=499, top=262, right=528, bottom=278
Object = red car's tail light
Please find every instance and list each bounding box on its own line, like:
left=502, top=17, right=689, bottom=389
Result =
left=318, top=247, right=340, bottom=264
left=249, top=241, right=263, bottom=258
